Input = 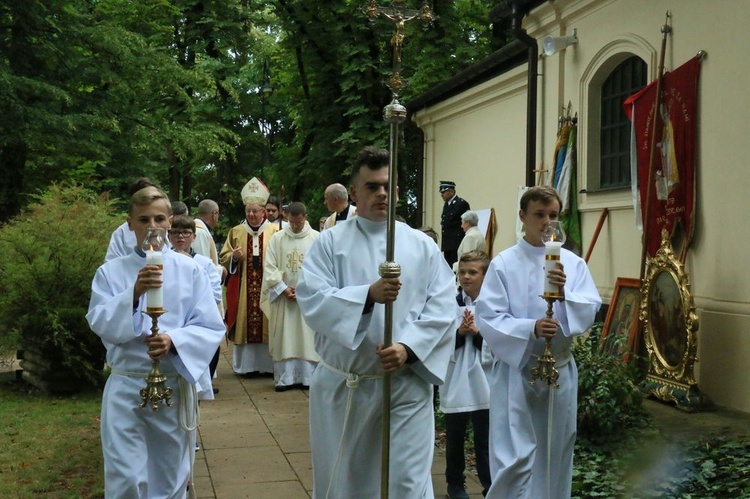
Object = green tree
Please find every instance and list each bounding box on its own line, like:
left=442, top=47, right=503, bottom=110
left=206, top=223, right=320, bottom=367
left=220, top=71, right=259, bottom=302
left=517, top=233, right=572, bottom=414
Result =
left=0, top=0, right=244, bottom=217
left=263, top=0, right=496, bottom=225
left=1, top=0, right=500, bottom=224
left=0, top=184, right=120, bottom=392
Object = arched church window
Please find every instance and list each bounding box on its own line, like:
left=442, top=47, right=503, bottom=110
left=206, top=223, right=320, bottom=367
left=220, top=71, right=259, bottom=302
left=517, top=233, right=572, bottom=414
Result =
left=599, top=56, right=647, bottom=189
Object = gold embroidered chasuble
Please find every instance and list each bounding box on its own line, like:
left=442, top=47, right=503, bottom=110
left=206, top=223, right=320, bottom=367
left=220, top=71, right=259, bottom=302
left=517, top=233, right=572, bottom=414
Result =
left=220, top=221, right=278, bottom=345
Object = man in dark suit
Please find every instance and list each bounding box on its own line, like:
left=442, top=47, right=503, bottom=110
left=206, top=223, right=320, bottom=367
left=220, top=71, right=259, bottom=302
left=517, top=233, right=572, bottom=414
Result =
left=440, top=180, right=470, bottom=268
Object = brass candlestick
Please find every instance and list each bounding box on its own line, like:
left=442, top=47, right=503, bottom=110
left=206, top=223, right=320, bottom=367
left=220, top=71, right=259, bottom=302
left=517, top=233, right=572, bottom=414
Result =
left=530, top=295, right=562, bottom=388
left=139, top=308, right=174, bottom=411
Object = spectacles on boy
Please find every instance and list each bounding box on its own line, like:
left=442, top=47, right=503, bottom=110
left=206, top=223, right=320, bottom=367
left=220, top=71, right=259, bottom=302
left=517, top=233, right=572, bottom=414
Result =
left=168, top=230, right=194, bottom=238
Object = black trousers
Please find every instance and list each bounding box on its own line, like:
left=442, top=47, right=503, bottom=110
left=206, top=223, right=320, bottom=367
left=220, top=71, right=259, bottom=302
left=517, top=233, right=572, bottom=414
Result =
left=208, top=346, right=220, bottom=379
left=444, top=409, right=491, bottom=491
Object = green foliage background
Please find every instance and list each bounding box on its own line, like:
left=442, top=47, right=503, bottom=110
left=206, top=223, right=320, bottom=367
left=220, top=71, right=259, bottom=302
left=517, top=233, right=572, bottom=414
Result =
left=0, top=185, right=119, bottom=389
left=1, top=0, right=499, bottom=227
left=573, top=322, right=647, bottom=436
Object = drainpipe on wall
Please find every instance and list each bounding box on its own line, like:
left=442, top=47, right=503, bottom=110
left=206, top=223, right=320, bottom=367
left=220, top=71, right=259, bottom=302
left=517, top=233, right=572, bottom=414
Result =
left=510, top=2, right=538, bottom=187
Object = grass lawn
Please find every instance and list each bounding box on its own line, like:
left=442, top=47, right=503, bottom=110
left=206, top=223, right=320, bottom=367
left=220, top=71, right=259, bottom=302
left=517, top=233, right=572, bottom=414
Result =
left=0, top=372, right=104, bottom=498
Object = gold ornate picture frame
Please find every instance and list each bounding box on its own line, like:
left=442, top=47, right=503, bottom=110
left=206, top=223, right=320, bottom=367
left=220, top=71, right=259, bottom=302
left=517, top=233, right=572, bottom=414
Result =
left=639, top=230, right=711, bottom=411
left=601, top=277, right=641, bottom=363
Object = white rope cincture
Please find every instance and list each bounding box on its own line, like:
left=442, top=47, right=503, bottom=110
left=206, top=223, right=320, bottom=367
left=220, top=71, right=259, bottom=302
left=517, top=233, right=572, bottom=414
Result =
left=319, top=361, right=388, bottom=499
left=109, top=368, right=200, bottom=497
left=529, top=352, right=572, bottom=499
left=179, top=377, right=200, bottom=499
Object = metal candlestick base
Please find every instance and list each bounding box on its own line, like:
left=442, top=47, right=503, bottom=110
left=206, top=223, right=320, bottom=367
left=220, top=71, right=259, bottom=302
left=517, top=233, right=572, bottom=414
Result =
left=530, top=295, right=563, bottom=388
left=139, top=308, right=174, bottom=411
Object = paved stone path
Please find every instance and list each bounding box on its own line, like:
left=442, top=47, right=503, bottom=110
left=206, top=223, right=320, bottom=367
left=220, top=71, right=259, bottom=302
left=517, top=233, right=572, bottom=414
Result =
left=192, top=347, right=485, bottom=498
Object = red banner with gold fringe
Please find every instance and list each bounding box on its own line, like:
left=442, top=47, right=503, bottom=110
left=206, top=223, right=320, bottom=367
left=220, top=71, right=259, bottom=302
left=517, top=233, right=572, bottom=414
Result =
left=624, top=55, right=701, bottom=257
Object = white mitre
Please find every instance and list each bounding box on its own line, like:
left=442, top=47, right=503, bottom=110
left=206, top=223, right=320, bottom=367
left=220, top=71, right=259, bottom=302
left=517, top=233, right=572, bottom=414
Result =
left=241, top=177, right=270, bottom=206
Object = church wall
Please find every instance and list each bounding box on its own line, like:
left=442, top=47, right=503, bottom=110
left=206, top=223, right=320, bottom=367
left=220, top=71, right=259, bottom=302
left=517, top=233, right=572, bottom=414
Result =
left=696, top=312, right=750, bottom=412
left=418, top=66, right=529, bottom=252
left=413, top=0, right=750, bottom=413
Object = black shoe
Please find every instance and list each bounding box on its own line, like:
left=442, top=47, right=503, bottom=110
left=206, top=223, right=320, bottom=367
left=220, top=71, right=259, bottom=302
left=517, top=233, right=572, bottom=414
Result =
left=274, top=385, right=294, bottom=392
left=212, top=387, right=220, bottom=395
left=447, top=482, right=469, bottom=499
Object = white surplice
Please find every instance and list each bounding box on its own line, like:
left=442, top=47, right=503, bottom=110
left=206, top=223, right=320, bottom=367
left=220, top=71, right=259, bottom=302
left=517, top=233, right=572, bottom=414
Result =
left=86, top=247, right=225, bottom=498
left=191, top=252, right=222, bottom=305
left=439, top=295, right=492, bottom=414
left=192, top=219, right=218, bottom=265
left=296, top=217, right=457, bottom=498
left=192, top=251, right=224, bottom=400
left=475, top=238, right=601, bottom=499
left=261, top=220, right=320, bottom=387
left=105, top=222, right=136, bottom=262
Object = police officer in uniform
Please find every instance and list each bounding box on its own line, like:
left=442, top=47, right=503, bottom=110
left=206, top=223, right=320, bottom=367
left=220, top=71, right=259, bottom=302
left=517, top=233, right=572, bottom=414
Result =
left=439, top=180, right=470, bottom=268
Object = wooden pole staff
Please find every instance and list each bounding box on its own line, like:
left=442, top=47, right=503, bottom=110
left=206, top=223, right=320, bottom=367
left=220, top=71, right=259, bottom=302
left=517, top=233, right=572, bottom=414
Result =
left=584, top=208, right=609, bottom=264
left=639, top=12, right=671, bottom=282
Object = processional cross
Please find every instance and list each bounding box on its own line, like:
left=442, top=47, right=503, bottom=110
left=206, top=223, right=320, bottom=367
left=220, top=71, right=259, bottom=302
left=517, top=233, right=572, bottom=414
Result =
left=361, top=2, right=437, bottom=499
left=363, top=0, right=436, bottom=96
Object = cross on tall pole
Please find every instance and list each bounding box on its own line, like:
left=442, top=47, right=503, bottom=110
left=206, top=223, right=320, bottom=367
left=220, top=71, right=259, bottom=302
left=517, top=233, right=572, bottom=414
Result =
left=362, top=2, right=436, bottom=498
left=363, top=0, right=437, bottom=96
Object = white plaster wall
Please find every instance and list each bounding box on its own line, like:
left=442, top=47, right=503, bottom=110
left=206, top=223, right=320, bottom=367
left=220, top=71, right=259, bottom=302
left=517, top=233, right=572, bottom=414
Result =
left=416, top=67, right=530, bottom=253
left=697, top=312, right=750, bottom=412
left=413, top=0, right=750, bottom=412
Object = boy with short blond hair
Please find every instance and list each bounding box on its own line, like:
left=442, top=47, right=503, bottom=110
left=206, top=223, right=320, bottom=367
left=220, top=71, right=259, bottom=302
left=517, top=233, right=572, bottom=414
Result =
left=440, top=249, right=493, bottom=498
left=87, top=187, right=225, bottom=497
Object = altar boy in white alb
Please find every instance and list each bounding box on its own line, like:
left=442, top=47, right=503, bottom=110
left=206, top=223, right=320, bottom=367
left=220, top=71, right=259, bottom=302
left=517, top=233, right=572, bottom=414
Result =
left=475, top=186, right=600, bottom=499
left=86, top=186, right=225, bottom=498
left=297, top=146, right=457, bottom=498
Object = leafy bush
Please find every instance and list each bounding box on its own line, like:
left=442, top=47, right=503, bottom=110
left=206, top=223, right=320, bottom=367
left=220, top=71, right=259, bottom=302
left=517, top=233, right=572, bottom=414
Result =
left=573, top=431, right=750, bottom=498
left=0, top=184, right=121, bottom=392
left=573, top=322, right=647, bottom=437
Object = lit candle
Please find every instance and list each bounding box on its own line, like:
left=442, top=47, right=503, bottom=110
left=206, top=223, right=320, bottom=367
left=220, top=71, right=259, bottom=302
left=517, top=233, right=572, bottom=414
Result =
left=146, top=249, right=164, bottom=310
left=544, top=241, right=563, bottom=296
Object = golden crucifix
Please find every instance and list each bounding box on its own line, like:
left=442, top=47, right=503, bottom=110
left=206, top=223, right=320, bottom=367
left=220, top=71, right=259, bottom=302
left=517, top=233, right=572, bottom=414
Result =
left=363, top=0, right=437, bottom=96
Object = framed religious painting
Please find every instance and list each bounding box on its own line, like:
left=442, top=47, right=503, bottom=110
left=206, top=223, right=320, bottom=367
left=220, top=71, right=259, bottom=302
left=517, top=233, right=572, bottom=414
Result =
left=639, top=229, right=711, bottom=412
left=600, top=278, right=641, bottom=362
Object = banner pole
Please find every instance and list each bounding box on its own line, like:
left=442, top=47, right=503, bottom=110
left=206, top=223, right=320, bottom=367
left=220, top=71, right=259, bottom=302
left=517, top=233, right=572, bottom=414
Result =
left=584, top=208, right=609, bottom=264
left=639, top=12, right=672, bottom=282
